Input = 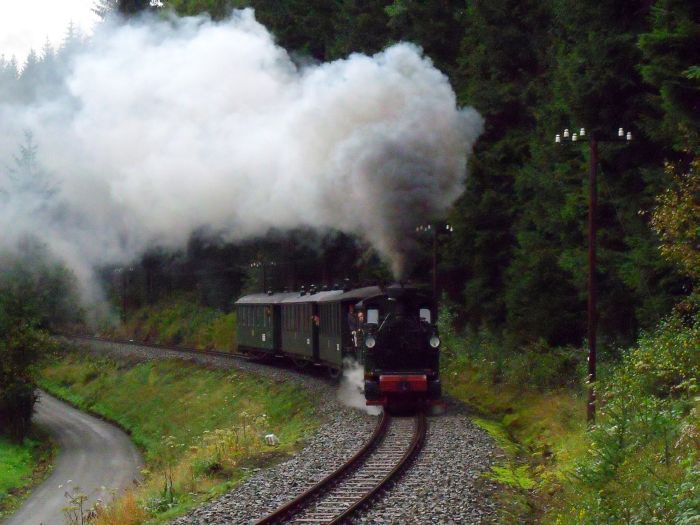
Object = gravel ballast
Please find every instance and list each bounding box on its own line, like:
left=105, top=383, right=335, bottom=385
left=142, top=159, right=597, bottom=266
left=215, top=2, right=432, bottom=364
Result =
left=68, top=338, right=501, bottom=524
left=351, top=402, right=501, bottom=524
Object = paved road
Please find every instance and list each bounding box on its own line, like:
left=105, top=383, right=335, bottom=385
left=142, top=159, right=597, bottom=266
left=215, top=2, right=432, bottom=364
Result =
left=4, top=392, right=143, bottom=525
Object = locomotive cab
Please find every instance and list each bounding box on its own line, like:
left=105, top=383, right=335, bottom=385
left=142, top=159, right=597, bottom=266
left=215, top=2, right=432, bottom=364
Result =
left=360, top=285, right=442, bottom=408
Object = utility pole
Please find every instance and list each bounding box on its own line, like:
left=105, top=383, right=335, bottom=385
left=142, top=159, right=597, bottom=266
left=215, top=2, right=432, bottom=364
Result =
left=432, top=226, right=438, bottom=301
left=250, top=260, right=275, bottom=293
left=555, top=126, right=631, bottom=424
left=587, top=135, right=598, bottom=424
left=416, top=222, right=453, bottom=304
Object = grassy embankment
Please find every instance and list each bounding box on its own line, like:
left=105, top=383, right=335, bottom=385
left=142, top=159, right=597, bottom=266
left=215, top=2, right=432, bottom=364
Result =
left=38, top=347, right=320, bottom=525
left=89, top=295, right=699, bottom=523
left=0, top=433, right=54, bottom=519
left=101, top=294, right=237, bottom=351
left=440, top=306, right=699, bottom=524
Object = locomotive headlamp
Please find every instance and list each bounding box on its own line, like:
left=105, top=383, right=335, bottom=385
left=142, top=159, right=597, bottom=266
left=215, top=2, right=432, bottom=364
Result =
left=365, top=335, right=376, bottom=349
left=429, top=335, right=440, bottom=348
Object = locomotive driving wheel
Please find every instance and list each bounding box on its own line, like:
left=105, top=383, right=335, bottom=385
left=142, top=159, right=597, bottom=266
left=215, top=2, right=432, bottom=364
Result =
left=327, top=365, right=342, bottom=380
left=291, top=356, right=310, bottom=369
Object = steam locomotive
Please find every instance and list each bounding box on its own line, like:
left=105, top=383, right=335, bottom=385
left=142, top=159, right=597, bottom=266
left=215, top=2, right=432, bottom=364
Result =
left=235, top=284, right=441, bottom=409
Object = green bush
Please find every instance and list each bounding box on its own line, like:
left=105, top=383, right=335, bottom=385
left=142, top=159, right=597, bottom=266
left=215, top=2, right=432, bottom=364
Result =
left=439, top=301, right=583, bottom=391
left=108, top=295, right=237, bottom=351
left=555, top=313, right=700, bottom=524
left=503, top=341, right=581, bottom=390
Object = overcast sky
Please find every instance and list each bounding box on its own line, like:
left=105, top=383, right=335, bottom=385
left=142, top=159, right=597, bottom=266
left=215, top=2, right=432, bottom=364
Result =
left=0, top=0, right=97, bottom=64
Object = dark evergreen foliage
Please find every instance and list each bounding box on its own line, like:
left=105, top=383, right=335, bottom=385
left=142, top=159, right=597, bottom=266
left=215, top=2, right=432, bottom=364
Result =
left=1, top=0, right=695, bottom=351
left=151, top=0, right=699, bottom=349
left=0, top=240, right=79, bottom=440
left=118, top=0, right=154, bottom=15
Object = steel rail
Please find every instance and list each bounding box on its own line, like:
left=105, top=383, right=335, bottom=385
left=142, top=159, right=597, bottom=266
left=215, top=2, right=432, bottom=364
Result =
left=252, top=410, right=390, bottom=525
left=327, top=412, right=426, bottom=525
left=64, top=335, right=428, bottom=523
left=254, top=412, right=426, bottom=525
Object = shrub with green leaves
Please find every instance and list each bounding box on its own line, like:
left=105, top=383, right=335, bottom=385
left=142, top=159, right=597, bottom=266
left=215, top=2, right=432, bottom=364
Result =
left=556, top=313, right=699, bottom=524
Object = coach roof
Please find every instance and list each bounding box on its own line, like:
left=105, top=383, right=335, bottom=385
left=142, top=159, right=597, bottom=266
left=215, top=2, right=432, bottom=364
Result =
left=280, top=290, right=344, bottom=304
left=235, top=292, right=299, bottom=305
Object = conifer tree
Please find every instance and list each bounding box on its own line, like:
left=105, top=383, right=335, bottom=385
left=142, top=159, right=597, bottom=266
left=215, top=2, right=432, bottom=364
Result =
left=638, top=0, right=700, bottom=152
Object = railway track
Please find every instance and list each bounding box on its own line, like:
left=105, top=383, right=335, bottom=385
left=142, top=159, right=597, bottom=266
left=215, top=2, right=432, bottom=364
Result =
left=64, top=333, right=259, bottom=361
left=254, top=411, right=426, bottom=525
left=66, top=335, right=428, bottom=523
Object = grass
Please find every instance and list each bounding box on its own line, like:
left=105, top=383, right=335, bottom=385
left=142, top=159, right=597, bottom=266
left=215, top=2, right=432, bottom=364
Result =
left=439, top=307, right=700, bottom=525
left=37, top=348, right=320, bottom=524
left=442, top=354, right=588, bottom=522
left=0, top=432, right=55, bottom=519
left=102, top=295, right=237, bottom=352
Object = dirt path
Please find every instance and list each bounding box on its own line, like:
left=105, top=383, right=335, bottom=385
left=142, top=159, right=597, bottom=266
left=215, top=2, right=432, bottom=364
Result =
left=3, top=391, right=142, bottom=525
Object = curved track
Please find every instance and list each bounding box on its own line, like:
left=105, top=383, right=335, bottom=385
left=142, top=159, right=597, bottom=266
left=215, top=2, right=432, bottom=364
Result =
left=254, top=412, right=426, bottom=525
left=65, top=334, right=255, bottom=362
left=65, top=336, right=428, bottom=524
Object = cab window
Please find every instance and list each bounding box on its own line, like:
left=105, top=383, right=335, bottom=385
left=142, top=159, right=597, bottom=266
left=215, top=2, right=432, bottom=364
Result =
left=419, top=308, right=431, bottom=323
left=367, top=308, right=379, bottom=325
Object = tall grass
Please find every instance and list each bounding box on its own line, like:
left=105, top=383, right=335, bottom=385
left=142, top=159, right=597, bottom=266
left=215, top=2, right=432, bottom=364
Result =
left=38, top=350, right=319, bottom=523
left=103, top=294, right=237, bottom=351
left=551, top=314, right=699, bottom=524
left=0, top=433, right=53, bottom=519
left=439, top=300, right=700, bottom=524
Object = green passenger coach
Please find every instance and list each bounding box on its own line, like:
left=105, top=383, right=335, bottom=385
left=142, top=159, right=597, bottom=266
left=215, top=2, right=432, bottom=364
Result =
left=280, top=295, right=316, bottom=360
left=234, top=292, right=297, bottom=354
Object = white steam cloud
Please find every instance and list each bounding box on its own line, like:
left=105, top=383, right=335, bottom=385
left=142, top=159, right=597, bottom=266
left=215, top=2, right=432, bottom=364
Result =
left=337, top=358, right=382, bottom=416
left=0, top=9, right=483, bottom=294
